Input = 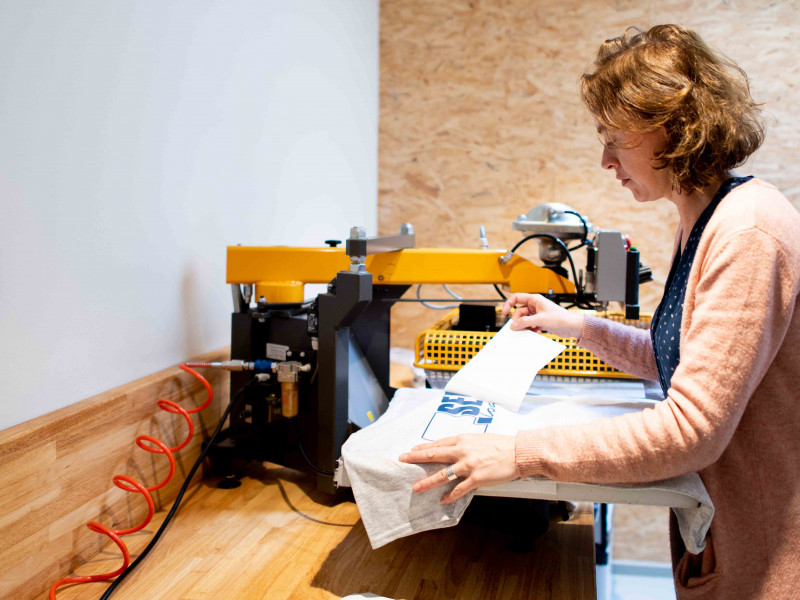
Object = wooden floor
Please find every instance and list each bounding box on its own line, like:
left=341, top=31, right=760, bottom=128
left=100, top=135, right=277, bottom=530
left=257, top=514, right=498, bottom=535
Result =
left=45, top=463, right=596, bottom=600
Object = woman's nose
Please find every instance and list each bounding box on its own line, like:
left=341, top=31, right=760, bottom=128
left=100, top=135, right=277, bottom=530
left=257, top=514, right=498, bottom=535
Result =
left=601, top=147, right=618, bottom=170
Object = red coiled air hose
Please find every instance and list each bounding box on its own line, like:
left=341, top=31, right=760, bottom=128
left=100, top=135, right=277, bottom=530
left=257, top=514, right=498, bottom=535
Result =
left=48, top=364, right=213, bottom=599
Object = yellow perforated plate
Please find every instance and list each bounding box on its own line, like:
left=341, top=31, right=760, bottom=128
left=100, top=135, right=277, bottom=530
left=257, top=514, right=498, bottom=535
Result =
left=414, top=309, right=651, bottom=379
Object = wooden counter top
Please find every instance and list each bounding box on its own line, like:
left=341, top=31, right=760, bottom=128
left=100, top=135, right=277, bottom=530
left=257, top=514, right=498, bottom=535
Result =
left=48, top=464, right=595, bottom=600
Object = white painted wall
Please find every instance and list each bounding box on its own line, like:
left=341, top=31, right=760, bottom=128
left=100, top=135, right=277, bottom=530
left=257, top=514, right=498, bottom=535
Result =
left=0, top=1, right=379, bottom=430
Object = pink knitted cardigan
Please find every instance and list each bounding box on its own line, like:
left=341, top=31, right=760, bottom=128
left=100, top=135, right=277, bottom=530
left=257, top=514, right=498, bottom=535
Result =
left=515, top=179, right=800, bottom=598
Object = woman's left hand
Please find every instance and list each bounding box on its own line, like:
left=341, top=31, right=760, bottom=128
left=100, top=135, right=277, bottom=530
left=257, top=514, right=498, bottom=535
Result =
left=398, top=433, right=521, bottom=504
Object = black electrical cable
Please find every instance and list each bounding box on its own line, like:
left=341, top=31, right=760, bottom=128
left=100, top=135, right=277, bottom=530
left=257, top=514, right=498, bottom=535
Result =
left=294, top=420, right=335, bottom=477
left=567, top=239, right=592, bottom=252
left=563, top=210, right=589, bottom=244
left=493, top=284, right=507, bottom=300
left=99, top=380, right=257, bottom=600
left=509, top=233, right=584, bottom=296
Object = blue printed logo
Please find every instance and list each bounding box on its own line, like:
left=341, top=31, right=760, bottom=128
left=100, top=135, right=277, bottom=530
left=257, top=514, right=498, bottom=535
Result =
left=421, top=392, right=495, bottom=441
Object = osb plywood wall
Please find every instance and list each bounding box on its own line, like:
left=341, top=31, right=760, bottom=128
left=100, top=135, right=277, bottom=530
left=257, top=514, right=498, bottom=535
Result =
left=380, top=0, right=800, bottom=349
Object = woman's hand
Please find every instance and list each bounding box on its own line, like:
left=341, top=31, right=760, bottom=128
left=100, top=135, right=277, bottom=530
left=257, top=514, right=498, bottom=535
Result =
left=501, top=293, right=584, bottom=339
left=398, top=434, right=520, bottom=504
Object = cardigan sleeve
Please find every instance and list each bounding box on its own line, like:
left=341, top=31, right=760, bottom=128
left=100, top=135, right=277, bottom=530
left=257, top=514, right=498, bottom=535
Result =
left=578, top=315, right=659, bottom=382
left=516, top=225, right=800, bottom=483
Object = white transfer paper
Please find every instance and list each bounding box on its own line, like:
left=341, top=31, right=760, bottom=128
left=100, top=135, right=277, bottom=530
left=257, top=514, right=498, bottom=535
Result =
left=444, top=321, right=565, bottom=412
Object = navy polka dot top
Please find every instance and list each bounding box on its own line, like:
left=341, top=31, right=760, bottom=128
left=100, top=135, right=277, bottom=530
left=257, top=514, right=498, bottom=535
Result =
left=650, top=176, right=753, bottom=398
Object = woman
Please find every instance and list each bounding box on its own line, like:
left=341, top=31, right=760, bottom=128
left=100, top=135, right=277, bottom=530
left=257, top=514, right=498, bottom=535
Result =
left=399, top=25, right=800, bottom=598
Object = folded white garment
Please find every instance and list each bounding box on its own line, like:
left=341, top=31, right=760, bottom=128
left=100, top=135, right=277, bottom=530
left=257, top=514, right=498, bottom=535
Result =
left=444, top=321, right=565, bottom=412
left=335, top=387, right=714, bottom=554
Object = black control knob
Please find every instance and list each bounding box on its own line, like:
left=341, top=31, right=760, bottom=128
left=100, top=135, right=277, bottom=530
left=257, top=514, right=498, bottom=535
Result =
left=324, top=240, right=341, bottom=247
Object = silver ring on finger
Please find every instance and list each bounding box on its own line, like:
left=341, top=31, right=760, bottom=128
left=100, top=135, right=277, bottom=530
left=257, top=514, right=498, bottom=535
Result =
left=444, top=465, right=458, bottom=482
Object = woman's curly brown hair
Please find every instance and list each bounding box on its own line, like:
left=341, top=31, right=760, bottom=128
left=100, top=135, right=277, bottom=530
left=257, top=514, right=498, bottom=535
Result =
left=580, top=25, right=764, bottom=194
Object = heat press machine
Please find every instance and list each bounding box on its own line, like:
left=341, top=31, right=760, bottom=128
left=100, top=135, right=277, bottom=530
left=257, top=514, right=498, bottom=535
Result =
left=200, top=205, right=650, bottom=494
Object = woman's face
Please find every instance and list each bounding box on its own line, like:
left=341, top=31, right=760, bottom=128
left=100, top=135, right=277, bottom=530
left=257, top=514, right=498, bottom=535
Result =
left=597, top=124, right=673, bottom=203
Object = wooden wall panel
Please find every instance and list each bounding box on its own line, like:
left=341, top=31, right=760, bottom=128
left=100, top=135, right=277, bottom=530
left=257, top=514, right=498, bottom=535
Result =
left=0, top=349, right=230, bottom=600
left=380, top=0, right=800, bottom=348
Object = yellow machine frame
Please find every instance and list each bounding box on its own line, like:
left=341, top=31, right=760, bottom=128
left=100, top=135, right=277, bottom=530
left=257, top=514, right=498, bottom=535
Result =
left=227, top=246, right=575, bottom=303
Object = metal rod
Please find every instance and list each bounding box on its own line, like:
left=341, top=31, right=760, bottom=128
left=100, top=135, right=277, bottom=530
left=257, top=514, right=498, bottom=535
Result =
left=385, top=298, right=508, bottom=303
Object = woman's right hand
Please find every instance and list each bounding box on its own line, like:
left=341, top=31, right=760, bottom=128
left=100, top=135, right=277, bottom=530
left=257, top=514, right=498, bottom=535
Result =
left=501, top=293, right=585, bottom=339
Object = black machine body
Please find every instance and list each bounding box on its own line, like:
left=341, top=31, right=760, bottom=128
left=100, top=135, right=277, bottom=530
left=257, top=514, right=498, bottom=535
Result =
left=207, top=270, right=408, bottom=494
